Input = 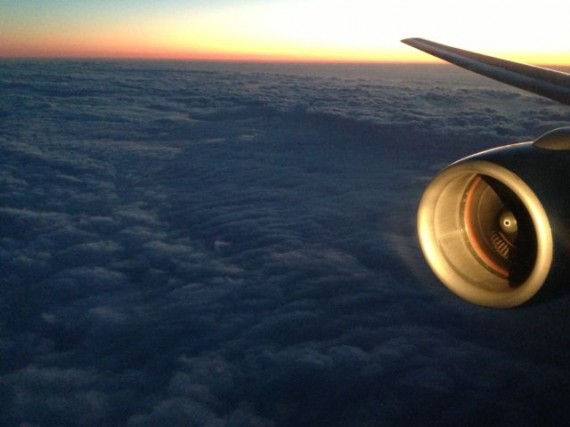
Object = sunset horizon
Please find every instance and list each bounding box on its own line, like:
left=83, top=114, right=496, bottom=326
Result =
left=3, top=1, right=570, bottom=425
left=2, top=46, right=569, bottom=67
left=2, top=0, right=569, bottom=65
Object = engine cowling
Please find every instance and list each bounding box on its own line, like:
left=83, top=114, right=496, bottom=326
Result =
left=418, top=128, right=570, bottom=308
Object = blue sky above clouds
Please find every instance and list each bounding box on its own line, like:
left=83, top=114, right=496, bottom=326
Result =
left=1, top=61, right=570, bottom=425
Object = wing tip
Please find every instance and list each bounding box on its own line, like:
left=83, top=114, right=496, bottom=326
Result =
left=401, top=38, right=433, bottom=49
left=401, top=37, right=423, bottom=43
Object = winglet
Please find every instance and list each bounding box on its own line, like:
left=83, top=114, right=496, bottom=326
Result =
left=402, top=38, right=570, bottom=105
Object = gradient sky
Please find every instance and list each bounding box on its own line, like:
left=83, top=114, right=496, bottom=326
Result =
left=1, top=0, right=569, bottom=63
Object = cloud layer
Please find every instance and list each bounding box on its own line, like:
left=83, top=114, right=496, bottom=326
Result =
left=1, top=60, right=570, bottom=426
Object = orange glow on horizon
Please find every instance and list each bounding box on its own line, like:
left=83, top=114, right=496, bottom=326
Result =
left=2, top=27, right=569, bottom=65
left=1, top=0, right=569, bottom=66
left=0, top=33, right=424, bottom=62
left=2, top=35, right=569, bottom=67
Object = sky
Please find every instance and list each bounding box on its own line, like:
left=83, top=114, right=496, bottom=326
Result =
left=1, top=0, right=569, bottom=63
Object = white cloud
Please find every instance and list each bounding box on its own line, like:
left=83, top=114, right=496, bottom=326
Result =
left=0, top=59, right=569, bottom=426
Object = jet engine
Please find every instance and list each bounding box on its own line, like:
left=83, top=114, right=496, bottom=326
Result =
left=418, top=128, right=570, bottom=307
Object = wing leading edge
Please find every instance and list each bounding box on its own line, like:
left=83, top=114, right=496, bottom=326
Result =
left=402, top=38, right=570, bottom=106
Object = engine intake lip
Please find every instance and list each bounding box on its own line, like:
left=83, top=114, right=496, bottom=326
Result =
left=417, top=160, right=553, bottom=308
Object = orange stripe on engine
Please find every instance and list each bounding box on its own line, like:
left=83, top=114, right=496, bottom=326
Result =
left=464, top=176, right=509, bottom=278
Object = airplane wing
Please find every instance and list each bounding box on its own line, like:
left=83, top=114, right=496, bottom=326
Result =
left=401, top=38, right=570, bottom=106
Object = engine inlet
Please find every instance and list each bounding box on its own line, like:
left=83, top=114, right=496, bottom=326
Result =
left=417, top=160, right=553, bottom=308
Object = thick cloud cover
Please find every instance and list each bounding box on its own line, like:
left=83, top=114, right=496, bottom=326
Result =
left=1, top=60, right=570, bottom=426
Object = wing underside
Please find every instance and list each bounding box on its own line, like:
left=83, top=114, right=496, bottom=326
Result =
left=402, top=38, right=570, bottom=106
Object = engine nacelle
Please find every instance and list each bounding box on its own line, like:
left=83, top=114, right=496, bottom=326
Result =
left=418, top=128, right=570, bottom=308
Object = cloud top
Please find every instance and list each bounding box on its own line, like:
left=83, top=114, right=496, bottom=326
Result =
left=1, top=61, right=569, bottom=426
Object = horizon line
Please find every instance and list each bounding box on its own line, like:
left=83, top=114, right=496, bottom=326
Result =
left=1, top=56, right=569, bottom=68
